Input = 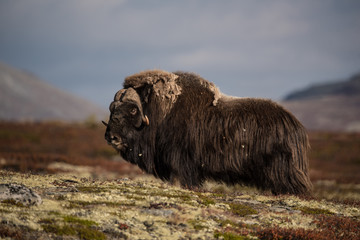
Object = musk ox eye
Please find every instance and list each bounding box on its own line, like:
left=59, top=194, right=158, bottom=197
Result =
left=130, top=108, right=138, bottom=115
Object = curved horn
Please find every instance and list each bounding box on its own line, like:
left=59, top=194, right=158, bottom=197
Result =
left=114, top=89, right=127, bottom=101
left=143, top=115, right=149, bottom=126
left=101, top=121, right=108, bottom=127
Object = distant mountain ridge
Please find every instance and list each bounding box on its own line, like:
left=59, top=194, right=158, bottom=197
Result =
left=0, top=62, right=106, bottom=122
left=284, top=73, right=360, bottom=101
left=281, top=73, right=360, bottom=132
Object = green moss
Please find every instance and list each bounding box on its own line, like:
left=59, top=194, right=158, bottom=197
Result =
left=40, top=215, right=98, bottom=228
left=133, top=188, right=193, bottom=202
left=48, top=211, right=62, bottom=216
left=39, top=218, right=57, bottom=225
left=77, top=186, right=108, bottom=193
left=42, top=223, right=105, bottom=240
left=67, top=200, right=91, bottom=208
left=42, top=224, right=76, bottom=236
left=176, top=193, right=192, bottom=202
left=41, top=215, right=105, bottom=240
left=110, top=211, right=123, bottom=219
left=188, top=219, right=207, bottom=231
left=67, top=200, right=125, bottom=208
left=157, top=191, right=192, bottom=202
left=212, top=192, right=226, bottom=198
left=125, top=194, right=146, bottom=201
left=297, top=206, right=334, bottom=215
left=74, top=225, right=106, bottom=240
left=229, top=203, right=257, bottom=217
left=197, top=193, right=216, bottom=206
left=1, top=199, right=25, bottom=207
left=55, top=195, right=67, bottom=201
left=214, top=231, right=251, bottom=240
left=63, top=216, right=98, bottom=227
left=217, top=219, right=238, bottom=228
left=0, top=208, right=11, bottom=214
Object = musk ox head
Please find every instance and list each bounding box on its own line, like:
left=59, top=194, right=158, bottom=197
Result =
left=103, top=87, right=149, bottom=153
left=103, top=70, right=181, bottom=156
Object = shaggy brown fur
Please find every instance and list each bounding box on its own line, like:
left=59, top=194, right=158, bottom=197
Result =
left=104, top=70, right=312, bottom=195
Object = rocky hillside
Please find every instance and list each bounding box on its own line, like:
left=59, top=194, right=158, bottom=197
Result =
left=281, top=73, right=360, bottom=132
left=0, top=62, right=106, bottom=122
left=0, top=170, right=359, bottom=240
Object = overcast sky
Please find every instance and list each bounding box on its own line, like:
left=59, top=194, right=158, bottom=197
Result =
left=1, top=0, right=360, bottom=107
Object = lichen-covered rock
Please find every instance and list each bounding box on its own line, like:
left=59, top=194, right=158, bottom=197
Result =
left=0, top=183, right=42, bottom=206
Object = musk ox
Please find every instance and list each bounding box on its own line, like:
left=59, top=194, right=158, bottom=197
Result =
left=103, top=70, right=312, bottom=195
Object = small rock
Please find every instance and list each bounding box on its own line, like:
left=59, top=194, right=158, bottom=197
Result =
left=143, top=220, right=154, bottom=228
left=0, top=183, right=42, bottom=206
left=233, top=199, right=262, bottom=205
left=178, top=223, right=187, bottom=228
left=143, top=220, right=155, bottom=232
left=243, top=219, right=259, bottom=225
left=270, top=205, right=295, bottom=213
left=61, top=179, right=79, bottom=184
left=141, top=208, right=174, bottom=217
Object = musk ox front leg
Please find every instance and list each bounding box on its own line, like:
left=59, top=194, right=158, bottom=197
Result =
left=162, top=147, right=204, bottom=189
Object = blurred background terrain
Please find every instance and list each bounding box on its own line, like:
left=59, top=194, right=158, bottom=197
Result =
left=282, top=73, right=360, bottom=132
left=0, top=62, right=106, bottom=122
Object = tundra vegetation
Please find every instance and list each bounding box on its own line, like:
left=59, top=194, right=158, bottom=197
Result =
left=0, top=122, right=359, bottom=239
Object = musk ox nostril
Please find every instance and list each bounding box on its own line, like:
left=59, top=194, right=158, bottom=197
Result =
left=105, top=130, right=112, bottom=142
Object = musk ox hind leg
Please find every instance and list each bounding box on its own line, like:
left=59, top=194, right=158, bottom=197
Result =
left=260, top=152, right=312, bottom=195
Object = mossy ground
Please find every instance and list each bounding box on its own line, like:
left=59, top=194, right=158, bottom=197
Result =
left=1, top=170, right=359, bottom=239
left=296, top=206, right=334, bottom=215
left=229, top=203, right=258, bottom=217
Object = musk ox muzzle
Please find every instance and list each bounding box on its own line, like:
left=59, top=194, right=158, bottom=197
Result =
left=104, top=70, right=312, bottom=195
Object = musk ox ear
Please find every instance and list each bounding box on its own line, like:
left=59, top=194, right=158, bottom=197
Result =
left=123, top=70, right=182, bottom=104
